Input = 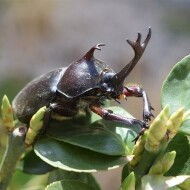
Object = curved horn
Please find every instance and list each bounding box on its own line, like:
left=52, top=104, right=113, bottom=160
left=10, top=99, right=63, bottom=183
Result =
left=83, top=43, right=105, bottom=61
left=111, top=27, right=151, bottom=88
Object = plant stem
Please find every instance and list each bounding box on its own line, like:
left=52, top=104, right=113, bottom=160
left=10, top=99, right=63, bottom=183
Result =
left=134, top=139, right=170, bottom=189
left=0, top=126, right=27, bottom=190
left=134, top=149, right=158, bottom=179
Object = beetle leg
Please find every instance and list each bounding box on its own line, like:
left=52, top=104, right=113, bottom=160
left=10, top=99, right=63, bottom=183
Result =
left=90, top=105, right=147, bottom=129
left=123, top=86, right=154, bottom=122
left=132, top=128, right=146, bottom=143
left=41, top=106, right=53, bottom=134
left=41, top=103, right=77, bottom=134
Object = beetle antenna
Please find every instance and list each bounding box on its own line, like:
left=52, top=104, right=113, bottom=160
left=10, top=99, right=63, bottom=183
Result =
left=83, top=43, right=105, bottom=61
left=114, top=99, right=121, bottom=104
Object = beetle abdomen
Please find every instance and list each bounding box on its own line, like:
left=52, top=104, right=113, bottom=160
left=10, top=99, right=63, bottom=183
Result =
left=12, top=68, right=66, bottom=123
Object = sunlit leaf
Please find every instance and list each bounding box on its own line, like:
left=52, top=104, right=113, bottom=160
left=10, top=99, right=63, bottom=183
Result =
left=161, top=55, right=190, bottom=112
left=161, top=55, right=190, bottom=135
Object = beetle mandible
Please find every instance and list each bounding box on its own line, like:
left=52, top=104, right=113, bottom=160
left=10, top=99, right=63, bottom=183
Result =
left=12, top=28, right=153, bottom=135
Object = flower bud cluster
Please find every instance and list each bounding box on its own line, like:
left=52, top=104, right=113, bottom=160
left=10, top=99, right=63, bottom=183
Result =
left=131, top=105, right=186, bottom=167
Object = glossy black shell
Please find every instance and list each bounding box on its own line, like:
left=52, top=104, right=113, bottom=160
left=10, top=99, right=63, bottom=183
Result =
left=12, top=68, right=66, bottom=123
left=13, top=50, right=114, bottom=123
left=57, top=57, right=114, bottom=98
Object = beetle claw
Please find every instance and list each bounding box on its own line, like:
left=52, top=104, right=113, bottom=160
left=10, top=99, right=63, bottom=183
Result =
left=143, top=109, right=154, bottom=122
left=132, top=127, right=147, bottom=143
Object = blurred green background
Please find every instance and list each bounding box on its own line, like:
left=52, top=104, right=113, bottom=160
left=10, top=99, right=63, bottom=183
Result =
left=0, top=0, right=190, bottom=189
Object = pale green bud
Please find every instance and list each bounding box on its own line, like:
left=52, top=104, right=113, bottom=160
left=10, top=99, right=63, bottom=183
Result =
left=149, top=151, right=176, bottom=175
left=167, top=108, right=184, bottom=140
left=145, top=105, right=170, bottom=152
left=25, top=106, right=46, bottom=145
left=29, top=106, right=47, bottom=131
left=120, top=172, right=135, bottom=190
left=24, top=128, right=37, bottom=146
left=130, top=132, right=147, bottom=167
left=1, top=95, right=15, bottom=131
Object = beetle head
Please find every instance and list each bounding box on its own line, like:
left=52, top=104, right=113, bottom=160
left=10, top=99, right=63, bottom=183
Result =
left=97, top=68, right=122, bottom=99
left=98, top=28, right=151, bottom=101
left=57, top=28, right=151, bottom=100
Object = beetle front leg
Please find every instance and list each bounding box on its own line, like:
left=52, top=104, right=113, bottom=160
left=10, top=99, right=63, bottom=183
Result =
left=123, top=86, right=154, bottom=122
left=90, top=105, right=147, bottom=129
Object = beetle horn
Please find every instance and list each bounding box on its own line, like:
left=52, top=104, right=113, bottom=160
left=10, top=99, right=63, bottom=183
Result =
left=83, top=43, right=105, bottom=61
left=111, top=27, right=151, bottom=90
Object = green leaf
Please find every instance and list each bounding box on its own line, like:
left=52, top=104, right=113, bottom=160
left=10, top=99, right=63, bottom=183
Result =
left=47, top=126, right=126, bottom=156
left=19, top=150, right=54, bottom=174
left=47, top=106, right=139, bottom=156
left=93, top=119, right=139, bottom=151
left=48, top=169, right=101, bottom=190
left=161, top=55, right=190, bottom=135
left=161, top=55, right=190, bottom=113
left=34, top=137, right=130, bottom=172
left=181, top=155, right=190, bottom=175
left=46, top=180, right=95, bottom=190
left=122, top=164, right=131, bottom=182
left=165, top=133, right=190, bottom=176
left=9, top=170, right=48, bottom=190
left=178, top=119, right=190, bottom=135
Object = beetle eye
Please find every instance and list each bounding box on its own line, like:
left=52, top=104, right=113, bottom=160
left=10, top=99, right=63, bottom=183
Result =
left=101, top=83, right=110, bottom=92
left=101, top=72, right=114, bottom=83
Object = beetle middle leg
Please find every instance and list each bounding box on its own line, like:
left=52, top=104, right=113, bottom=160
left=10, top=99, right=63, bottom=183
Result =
left=41, top=102, right=77, bottom=134
left=122, top=86, right=154, bottom=122
left=90, top=105, right=147, bottom=130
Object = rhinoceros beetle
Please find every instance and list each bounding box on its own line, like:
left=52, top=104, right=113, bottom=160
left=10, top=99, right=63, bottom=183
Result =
left=13, top=28, right=153, bottom=135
